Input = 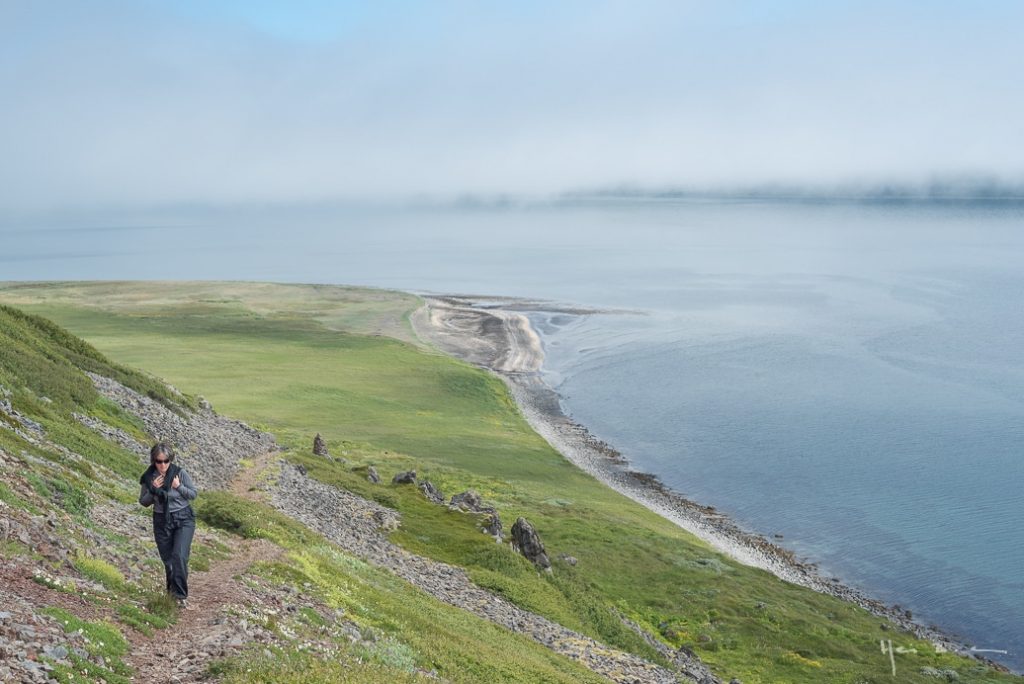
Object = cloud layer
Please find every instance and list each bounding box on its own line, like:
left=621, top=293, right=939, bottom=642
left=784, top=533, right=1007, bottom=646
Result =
left=3, top=1, right=1023, bottom=212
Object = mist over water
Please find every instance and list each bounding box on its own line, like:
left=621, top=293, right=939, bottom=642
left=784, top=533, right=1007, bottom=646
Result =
left=4, top=198, right=1024, bottom=669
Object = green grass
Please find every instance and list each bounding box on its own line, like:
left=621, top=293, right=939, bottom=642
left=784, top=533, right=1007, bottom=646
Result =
left=43, top=606, right=132, bottom=684
left=198, top=491, right=611, bottom=683
left=0, top=479, right=42, bottom=515
left=46, top=474, right=93, bottom=515
left=294, top=451, right=664, bottom=663
left=195, top=490, right=322, bottom=547
left=190, top=535, right=232, bottom=572
left=73, top=553, right=126, bottom=591
left=90, top=395, right=150, bottom=442
left=210, top=649, right=433, bottom=683
left=144, top=590, right=180, bottom=620
left=2, top=281, right=1019, bottom=684
left=117, top=601, right=173, bottom=636
left=0, top=302, right=192, bottom=416
left=0, top=538, right=39, bottom=559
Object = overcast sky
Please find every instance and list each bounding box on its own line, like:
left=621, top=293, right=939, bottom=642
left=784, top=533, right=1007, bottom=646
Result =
left=2, top=1, right=1022, bottom=212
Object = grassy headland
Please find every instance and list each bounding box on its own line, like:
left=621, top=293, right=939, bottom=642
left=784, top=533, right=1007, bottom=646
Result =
left=1, top=280, right=1016, bottom=683
left=0, top=293, right=612, bottom=683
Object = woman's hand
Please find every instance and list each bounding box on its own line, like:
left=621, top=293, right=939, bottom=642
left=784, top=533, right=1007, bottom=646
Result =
left=153, top=474, right=165, bottom=488
left=171, top=476, right=180, bottom=489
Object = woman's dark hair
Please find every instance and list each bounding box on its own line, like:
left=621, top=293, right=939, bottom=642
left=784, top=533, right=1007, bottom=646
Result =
left=150, top=443, right=175, bottom=464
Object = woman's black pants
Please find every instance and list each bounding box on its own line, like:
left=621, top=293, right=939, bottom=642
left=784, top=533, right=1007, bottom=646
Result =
left=153, top=507, right=195, bottom=599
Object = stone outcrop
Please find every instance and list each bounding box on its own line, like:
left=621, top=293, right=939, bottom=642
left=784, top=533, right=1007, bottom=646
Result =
left=511, top=517, right=550, bottom=571
left=366, top=466, right=380, bottom=483
left=449, top=490, right=504, bottom=540
left=449, top=490, right=483, bottom=511
left=482, top=510, right=504, bottom=540
left=312, top=433, right=329, bottom=458
left=419, top=481, right=444, bottom=504
left=392, top=470, right=417, bottom=485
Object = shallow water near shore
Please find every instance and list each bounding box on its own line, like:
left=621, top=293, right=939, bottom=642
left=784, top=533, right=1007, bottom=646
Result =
left=536, top=295, right=1024, bottom=667
left=4, top=198, right=1024, bottom=669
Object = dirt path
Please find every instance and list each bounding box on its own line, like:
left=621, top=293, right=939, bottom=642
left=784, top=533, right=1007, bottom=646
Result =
left=126, top=454, right=284, bottom=683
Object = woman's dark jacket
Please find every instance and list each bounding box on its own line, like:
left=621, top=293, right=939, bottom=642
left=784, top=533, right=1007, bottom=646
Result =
left=139, top=464, right=198, bottom=514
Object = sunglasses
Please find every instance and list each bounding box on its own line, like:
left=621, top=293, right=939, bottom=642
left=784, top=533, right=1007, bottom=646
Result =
left=153, top=459, right=170, bottom=464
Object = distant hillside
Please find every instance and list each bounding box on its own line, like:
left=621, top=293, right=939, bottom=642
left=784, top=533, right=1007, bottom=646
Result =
left=564, top=178, right=1024, bottom=203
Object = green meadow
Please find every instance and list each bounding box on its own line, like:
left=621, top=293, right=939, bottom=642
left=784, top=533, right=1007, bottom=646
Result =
left=0, top=301, right=605, bottom=683
left=1, top=281, right=1016, bottom=683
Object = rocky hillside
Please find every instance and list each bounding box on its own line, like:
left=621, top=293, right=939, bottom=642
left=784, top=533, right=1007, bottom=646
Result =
left=0, top=306, right=724, bottom=683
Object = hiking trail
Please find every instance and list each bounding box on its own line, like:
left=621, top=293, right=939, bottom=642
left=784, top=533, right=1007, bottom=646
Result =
left=126, top=452, right=284, bottom=683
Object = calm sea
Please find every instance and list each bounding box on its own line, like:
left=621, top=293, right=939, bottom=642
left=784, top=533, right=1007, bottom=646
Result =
left=4, top=198, right=1023, bottom=669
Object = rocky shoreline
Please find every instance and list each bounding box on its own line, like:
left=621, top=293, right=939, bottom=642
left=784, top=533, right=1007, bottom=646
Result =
left=410, top=294, right=993, bottom=667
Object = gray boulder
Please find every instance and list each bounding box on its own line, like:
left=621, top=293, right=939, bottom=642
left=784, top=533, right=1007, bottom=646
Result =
left=449, top=490, right=483, bottom=511
left=511, top=517, right=550, bottom=571
left=420, top=481, right=444, bottom=504
left=312, top=433, right=329, bottom=458
left=392, top=470, right=417, bottom=485
left=366, top=466, right=380, bottom=484
left=450, top=490, right=503, bottom=539
left=482, top=510, right=504, bottom=540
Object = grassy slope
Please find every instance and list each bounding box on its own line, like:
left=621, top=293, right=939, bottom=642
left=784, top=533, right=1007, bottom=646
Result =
left=0, top=299, right=609, bottom=684
left=1, top=281, right=1016, bottom=684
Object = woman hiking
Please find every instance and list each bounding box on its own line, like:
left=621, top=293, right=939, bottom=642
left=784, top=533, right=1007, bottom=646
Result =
left=139, top=443, right=198, bottom=609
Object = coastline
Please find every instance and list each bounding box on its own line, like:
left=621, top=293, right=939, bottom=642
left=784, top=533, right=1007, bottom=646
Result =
left=410, top=293, right=991, bottom=667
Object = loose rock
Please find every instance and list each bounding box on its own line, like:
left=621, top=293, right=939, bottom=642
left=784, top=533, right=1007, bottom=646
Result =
left=85, top=373, right=277, bottom=490
left=392, top=470, right=417, bottom=485
left=450, top=490, right=483, bottom=511
left=449, top=490, right=503, bottom=539
left=482, top=510, right=504, bottom=540
left=511, top=517, right=551, bottom=571
left=420, top=481, right=444, bottom=504
left=313, top=433, right=329, bottom=458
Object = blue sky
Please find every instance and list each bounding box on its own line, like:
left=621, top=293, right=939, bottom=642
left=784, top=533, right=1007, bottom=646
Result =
left=2, top=1, right=1022, bottom=211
